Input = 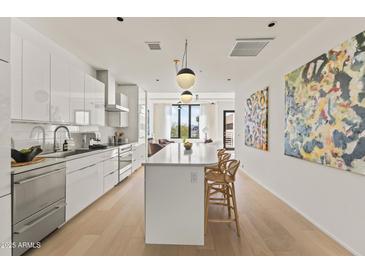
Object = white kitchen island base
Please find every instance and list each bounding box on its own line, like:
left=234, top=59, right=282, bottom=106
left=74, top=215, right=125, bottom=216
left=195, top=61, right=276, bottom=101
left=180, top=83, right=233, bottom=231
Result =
left=144, top=143, right=218, bottom=246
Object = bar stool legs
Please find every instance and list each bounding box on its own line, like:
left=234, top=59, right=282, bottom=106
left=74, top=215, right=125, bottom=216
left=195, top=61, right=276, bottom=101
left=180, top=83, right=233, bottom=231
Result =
left=205, top=182, right=240, bottom=237
left=230, top=183, right=240, bottom=237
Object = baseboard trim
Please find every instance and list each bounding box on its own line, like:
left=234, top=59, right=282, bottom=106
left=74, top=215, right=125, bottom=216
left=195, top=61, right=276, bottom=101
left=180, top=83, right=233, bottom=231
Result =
left=239, top=167, right=360, bottom=256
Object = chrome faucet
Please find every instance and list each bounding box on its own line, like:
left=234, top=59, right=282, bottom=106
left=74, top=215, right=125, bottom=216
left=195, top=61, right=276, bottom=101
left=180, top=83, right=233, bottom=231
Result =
left=53, top=125, right=71, bottom=152
left=30, top=125, right=46, bottom=150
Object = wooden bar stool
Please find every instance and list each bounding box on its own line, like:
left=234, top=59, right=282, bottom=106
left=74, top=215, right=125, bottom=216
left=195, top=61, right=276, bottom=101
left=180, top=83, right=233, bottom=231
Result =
left=204, top=149, right=230, bottom=173
left=204, top=159, right=241, bottom=237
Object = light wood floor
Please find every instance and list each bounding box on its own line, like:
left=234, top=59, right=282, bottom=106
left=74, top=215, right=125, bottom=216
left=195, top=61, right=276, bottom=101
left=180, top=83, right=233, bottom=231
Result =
left=28, top=168, right=351, bottom=256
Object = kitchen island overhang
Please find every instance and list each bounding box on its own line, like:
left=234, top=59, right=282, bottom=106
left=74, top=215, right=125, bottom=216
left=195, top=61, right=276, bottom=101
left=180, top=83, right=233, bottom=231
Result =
left=143, top=143, right=219, bottom=245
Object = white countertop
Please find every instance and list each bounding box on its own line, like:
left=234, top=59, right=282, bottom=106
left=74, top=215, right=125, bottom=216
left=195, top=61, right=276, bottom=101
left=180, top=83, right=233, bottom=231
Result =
left=11, top=157, right=66, bottom=175
left=11, top=145, right=122, bottom=174
left=144, top=143, right=219, bottom=166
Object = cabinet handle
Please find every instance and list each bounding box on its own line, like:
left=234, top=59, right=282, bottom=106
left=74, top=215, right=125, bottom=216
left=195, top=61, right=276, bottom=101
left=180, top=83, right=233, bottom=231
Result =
left=14, top=169, right=65, bottom=185
left=78, top=163, right=96, bottom=171
left=13, top=203, right=65, bottom=235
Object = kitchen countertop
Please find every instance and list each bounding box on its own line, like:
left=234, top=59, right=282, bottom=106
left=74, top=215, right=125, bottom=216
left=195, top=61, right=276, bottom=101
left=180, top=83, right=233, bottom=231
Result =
left=144, top=143, right=218, bottom=166
left=11, top=157, right=66, bottom=175
left=11, top=144, right=133, bottom=175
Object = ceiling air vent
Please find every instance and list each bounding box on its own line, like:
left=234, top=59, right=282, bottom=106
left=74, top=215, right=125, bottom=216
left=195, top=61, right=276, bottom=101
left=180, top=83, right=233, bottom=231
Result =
left=146, top=41, right=161, bottom=50
left=230, top=38, right=274, bottom=57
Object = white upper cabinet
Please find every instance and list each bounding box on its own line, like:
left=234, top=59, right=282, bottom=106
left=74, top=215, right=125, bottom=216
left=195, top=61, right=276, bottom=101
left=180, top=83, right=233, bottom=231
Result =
left=51, top=54, right=70, bottom=123
left=22, top=39, right=50, bottom=122
left=84, top=74, right=94, bottom=125
left=69, top=67, right=86, bottom=125
left=94, top=79, right=105, bottom=126
left=0, top=18, right=10, bottom=62
left=10, top=32, right=22, bottom=120
left=85, top=74, right=105, bottom=126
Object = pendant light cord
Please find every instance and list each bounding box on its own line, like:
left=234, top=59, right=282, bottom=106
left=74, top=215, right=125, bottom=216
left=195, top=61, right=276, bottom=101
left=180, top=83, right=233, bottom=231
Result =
left=181, top=39, right=188, bottom=70
left=185, top=39, right=188, bottom=68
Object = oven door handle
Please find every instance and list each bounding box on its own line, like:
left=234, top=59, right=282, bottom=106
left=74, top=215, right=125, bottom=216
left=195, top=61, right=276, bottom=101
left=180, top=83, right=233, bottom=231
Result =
left=14, top=169, right=65, bottom=185
left=13, top=203, right=66, bottom=235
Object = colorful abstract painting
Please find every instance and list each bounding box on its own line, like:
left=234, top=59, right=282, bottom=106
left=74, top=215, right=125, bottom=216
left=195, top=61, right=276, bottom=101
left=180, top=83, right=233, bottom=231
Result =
left=245, top=87, right=269, bottom=151
left=285, top=30, right=365, bottom=175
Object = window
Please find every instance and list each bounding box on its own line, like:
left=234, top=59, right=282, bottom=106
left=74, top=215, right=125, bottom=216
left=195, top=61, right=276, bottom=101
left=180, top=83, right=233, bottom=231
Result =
left=170, top=104, right=200, bottom=139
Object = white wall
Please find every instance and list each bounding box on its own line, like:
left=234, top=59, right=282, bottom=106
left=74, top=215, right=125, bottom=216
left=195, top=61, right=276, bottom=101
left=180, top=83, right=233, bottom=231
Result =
left=235, top=18, right=365, bottom=255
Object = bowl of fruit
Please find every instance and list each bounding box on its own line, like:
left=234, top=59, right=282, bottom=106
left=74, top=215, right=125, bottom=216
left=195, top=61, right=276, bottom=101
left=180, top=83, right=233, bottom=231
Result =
left=11, top=146, right=43, bottom=163
left=183, top=140, right=193, bottom=150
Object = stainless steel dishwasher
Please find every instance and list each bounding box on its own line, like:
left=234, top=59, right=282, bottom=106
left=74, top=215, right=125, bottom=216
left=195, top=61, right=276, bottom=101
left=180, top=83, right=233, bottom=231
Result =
left=12, top=162, right=66, bottom=256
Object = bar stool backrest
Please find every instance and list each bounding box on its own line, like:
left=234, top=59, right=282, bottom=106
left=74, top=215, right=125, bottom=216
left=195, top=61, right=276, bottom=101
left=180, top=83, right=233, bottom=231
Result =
left=219, top=152, right=230, bottom=164
left=222, top=159, right=240, bottom=182
left=217, top=153, right=231, bottom=172
left=217, top=148, right=226, bottom=157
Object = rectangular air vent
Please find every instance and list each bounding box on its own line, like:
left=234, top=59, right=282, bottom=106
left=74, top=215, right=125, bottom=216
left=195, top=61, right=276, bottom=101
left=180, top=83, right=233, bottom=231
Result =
left=230, top=38, right=274, bottom=57
left=145, top=41, right=161, bottom=50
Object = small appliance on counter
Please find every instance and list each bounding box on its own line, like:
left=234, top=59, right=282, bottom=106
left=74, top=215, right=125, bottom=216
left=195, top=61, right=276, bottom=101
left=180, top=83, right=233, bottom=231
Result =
left=89, top=144, right=108, bottom=150
left=112, top=131, right=128, bottom=145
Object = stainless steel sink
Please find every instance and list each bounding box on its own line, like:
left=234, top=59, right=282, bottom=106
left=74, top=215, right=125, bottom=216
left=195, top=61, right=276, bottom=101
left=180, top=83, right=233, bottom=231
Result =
left=43, top=149, right=91, bottom=158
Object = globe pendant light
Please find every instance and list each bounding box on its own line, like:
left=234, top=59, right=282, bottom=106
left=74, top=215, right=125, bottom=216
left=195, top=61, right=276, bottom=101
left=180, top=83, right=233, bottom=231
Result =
left=180, top=90, right=193, bottom=104
left=177, top=39, right=195, bottom=89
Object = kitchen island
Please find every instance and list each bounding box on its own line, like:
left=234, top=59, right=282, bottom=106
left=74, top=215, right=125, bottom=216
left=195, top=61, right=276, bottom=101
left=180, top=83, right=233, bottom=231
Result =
left=143, top=142, right=218, bottom=245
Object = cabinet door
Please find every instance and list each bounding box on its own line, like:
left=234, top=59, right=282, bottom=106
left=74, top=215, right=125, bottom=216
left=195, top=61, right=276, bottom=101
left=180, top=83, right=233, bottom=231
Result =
left=138, top=88, right=146, bottom=143
left=84, top=74, right=94, bottom=125
left=85, top=75, right=105, bottom=126
left=10, top=33, right=22, bottom=119
left=51, top=55, right=70, bottom=123
left=66, top=162, right=103, bottom=221
left=103, top=170, right=118, bottom=194
left=0, top=61, right=10, bottom=197
left=0, top=18, right=10, bottom=62
left=22, top=39, right=50, bottom=121
left=94, top=79, right=105, bottom=126
left=0, top=195, right=11, bottom=256
left=69, top=67, right=86, bottom=125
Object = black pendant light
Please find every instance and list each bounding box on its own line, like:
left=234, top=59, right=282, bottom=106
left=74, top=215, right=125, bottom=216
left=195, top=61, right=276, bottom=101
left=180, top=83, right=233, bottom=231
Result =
left=177, top=39, right=196, bottom=89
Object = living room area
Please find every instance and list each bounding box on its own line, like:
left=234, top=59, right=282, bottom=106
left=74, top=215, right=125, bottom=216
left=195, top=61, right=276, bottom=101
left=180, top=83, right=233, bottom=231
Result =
left=146, top=92, right=235, bottom=156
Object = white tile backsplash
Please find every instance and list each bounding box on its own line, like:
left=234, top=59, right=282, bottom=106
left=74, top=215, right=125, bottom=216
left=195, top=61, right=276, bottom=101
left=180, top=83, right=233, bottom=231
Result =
left=11, top=122, right=119, bottom=153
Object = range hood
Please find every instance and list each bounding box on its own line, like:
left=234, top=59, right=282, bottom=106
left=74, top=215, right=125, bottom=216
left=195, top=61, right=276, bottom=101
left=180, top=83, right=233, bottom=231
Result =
left=97, top=70, right=129, bottom=112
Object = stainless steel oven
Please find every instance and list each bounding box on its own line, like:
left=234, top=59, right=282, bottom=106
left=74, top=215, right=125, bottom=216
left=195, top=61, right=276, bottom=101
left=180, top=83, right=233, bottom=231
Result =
left=12, top=162, right=66, bottom=256
left=119, top=144, right=132, bottom=182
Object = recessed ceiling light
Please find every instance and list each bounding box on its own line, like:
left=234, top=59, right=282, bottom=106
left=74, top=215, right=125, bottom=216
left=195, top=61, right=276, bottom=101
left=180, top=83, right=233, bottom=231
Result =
left=116, top=17, right=124, bottom=22
left=268, top=21, right=277, bottom=28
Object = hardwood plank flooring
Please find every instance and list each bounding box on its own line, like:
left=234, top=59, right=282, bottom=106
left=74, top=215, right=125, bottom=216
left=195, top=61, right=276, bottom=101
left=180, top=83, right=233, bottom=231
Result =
left=27, top=168, right=351, bottom=256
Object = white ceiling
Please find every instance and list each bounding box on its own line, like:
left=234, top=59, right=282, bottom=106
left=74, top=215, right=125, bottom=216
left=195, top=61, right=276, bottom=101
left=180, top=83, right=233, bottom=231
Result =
left=21, top=17, right=323, bottom=93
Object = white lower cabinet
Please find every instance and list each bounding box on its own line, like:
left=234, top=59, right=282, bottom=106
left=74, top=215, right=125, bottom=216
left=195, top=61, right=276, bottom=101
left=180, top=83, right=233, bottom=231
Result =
left=103, top=170, right=118, bottom=194
left=132, top=143, right=146, bottom=173
left=103, top=155, right=119, bottom=193
left=0, top=194, right=11, bottom=256
left=66, top=161, right=103, bottom=221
